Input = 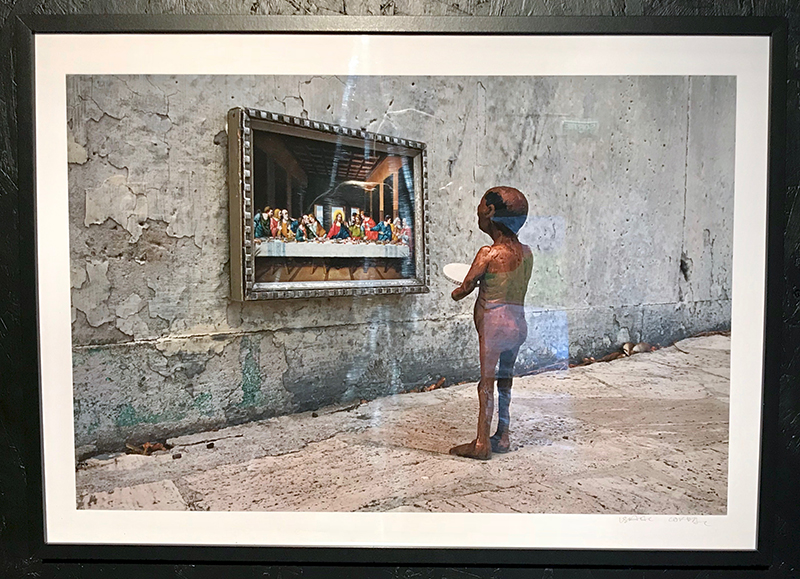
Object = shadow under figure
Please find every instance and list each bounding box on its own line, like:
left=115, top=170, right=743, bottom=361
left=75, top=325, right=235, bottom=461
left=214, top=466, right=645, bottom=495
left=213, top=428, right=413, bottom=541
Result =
left=450, top=187, right=533, bottom=460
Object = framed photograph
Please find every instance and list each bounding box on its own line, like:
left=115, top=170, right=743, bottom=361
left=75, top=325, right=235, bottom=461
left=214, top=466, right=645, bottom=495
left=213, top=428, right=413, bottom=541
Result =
left=16, top=16, right=785, bottom=566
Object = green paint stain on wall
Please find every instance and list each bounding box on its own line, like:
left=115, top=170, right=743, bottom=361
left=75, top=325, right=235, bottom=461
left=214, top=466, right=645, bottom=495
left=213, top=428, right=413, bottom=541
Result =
left=239, top=337, right=262, bottom=408
left=193, top=392, right=213, bottom=416
left=115, top=404, right=153, bottom=427
left=114, top=404, right=185, bottom=428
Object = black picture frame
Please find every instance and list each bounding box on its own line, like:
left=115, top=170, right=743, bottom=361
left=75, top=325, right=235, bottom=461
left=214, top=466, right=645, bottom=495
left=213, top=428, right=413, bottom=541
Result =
left=14, top=14, right=786, bottom=568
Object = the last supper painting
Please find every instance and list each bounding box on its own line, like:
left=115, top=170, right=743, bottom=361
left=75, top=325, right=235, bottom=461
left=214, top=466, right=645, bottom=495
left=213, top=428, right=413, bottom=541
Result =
left=228, top=108, right=428, bottom=300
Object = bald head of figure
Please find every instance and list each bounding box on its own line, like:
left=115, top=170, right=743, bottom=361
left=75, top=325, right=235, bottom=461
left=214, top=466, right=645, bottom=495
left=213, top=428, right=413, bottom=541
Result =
left=482, top=186, right=529, bottom=234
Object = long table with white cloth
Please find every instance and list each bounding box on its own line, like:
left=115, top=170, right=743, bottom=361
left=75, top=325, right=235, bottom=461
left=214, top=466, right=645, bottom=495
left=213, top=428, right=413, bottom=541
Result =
left=255, top=240, right=410, bottom=259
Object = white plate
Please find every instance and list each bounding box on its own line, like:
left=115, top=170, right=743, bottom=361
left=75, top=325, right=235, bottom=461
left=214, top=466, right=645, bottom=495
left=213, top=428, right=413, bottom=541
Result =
left=443, top=263, right=471, bottom=285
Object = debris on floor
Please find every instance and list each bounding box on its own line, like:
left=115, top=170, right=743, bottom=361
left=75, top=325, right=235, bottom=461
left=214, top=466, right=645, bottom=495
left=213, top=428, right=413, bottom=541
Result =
left=572, top=341, right=659, bottom=367
left=125, top=441, right=172, bottom=456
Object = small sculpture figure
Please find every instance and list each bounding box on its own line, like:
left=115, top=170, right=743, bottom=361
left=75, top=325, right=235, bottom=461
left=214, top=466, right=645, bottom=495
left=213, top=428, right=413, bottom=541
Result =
left=450, top=186, right=533, bottom=460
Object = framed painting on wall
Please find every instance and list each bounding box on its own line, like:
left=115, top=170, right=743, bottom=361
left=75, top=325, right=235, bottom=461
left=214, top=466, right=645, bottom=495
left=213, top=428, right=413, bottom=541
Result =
left=228, top=106, right=428, bottom=300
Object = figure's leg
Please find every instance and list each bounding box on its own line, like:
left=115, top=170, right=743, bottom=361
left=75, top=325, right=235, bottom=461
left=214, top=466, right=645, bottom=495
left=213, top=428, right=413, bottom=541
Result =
left=491, top=346, right=520, bottom=453
left=450, top=342, right=500, bottom=460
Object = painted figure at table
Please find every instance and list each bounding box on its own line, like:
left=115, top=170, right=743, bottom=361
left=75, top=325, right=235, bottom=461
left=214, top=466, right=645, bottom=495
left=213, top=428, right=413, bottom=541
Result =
left=254, top=206, right=271, bottom=239
left=293, top=216, right=308, bottom=241
left=362, top=212, right=379, bottom=241
left=349, top=214, right=364, bottom=240
left=392, top=217, right=402, bottom=242
left=450, top=186, right=533, bottom=460
left=328, top=212, right=350, bottom=240
left=308, top=214, right=326, bottom=240
left=253, top=208, right=264, bottom=238
left=269, top=209, right=280, bottom=237
left=371, top=215, right=393, bottom=242
left=400, top=218, right=412, bottom=246
left=300, top=215, right=312, bottom=240
left=278, top=209, right=295, bottom=241
left=302, top=215, right=317, bottom=240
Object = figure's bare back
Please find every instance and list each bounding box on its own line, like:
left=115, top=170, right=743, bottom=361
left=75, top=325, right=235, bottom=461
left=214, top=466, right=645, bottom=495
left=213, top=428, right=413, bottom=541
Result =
left=483, top=241, right=531, bottom=275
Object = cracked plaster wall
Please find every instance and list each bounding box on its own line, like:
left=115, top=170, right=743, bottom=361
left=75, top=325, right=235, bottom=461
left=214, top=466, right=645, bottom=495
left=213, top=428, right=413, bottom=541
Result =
left=67, top=74, right=735, bottom=455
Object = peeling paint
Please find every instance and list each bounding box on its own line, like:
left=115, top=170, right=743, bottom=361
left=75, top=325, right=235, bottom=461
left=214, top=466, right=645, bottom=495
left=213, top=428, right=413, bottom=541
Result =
left=116, top=294, right=145, bottom=318
left=146, top=276, right=188, bottom=326
left=115, top=294, right=149, bottom=338
left=85, top=175, right=149, bottom=242
left=115, top=313, right=150, bottom=338
left=67, top=131, right=88, bottom=164
left=72, top=260, right=114, bottom=327
left=71, top=263, right=87, bottom=290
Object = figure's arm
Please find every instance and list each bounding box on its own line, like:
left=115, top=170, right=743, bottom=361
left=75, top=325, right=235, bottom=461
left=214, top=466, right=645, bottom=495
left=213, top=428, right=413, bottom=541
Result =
left=452, top=246, right=491, bottom=301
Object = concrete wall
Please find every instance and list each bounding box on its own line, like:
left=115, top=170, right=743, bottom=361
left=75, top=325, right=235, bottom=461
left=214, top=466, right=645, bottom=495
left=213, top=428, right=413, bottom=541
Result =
left=67, top=75, right=735, bottom=455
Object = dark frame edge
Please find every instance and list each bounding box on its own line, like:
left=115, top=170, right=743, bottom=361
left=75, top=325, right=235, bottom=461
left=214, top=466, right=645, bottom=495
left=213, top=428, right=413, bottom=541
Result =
left=17, top=14, right=789, bottom=36
left=38, top=545, right=769, bottom=568
left=754, top=15, right=789, bottom=569
left=14, top=15, right=47, bottom=563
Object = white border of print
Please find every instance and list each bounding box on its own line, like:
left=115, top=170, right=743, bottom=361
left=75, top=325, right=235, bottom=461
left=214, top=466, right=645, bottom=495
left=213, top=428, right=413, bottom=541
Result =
left=35, top=33, right=769, bottom=550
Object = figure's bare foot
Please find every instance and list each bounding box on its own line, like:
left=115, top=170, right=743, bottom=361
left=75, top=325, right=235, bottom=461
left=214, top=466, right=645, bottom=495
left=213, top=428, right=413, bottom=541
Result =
left=449, top=439, right=492, bottom=460
left=490, top=432, right=510, bottom=453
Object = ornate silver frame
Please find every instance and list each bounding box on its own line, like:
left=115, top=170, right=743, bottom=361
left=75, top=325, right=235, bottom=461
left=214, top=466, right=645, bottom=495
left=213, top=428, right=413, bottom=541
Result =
left=228, top=106, right=430, bottom=300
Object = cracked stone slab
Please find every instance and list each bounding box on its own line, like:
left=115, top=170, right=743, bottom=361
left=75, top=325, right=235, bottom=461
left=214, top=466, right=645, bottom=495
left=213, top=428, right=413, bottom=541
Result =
left=581, top=348, right=728, bottom=400
left=180, top=436, right=491, bottom=512
left=78, top=479, right=187, bottom=510
left=76, top=408, right=371, bottom=495
left=562, top=456, right=726, bottom=515
left=515, top=369, right=628, bottom=399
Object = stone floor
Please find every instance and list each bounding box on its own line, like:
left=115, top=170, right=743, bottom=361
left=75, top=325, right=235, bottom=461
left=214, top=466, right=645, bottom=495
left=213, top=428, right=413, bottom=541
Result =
left=76, top=334, right=730, bottom=514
